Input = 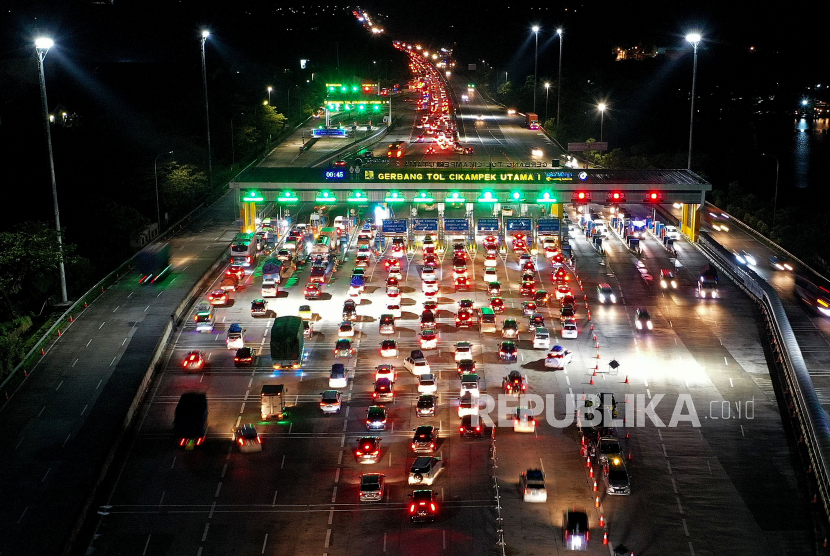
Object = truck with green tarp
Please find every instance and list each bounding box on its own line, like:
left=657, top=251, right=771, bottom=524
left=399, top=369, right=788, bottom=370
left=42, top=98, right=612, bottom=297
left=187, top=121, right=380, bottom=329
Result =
left=270, top=316, right=305, bottom=369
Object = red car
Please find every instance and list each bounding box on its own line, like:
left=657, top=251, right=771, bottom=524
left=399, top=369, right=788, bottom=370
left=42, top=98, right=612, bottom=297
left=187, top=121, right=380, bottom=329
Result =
left=490, top=297, right=505, bottom=313
left=513, top=240, right=527, bottom=253
left=182, top=350, right=204, bottom=370
left=521, top=261, right=535, bottom=272
left=304, top=283, right=322, bottom=299
left=454, top=277, right=470, bottom=291
left=552, top=267, right=570, bottom=283
left=208, top=290, right=228, bottom=305
left=226, top=265, right=245, bottom=280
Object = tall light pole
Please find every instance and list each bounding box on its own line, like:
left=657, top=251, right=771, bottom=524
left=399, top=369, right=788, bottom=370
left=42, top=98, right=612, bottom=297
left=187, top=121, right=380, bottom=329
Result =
left=267, top=86, right=273, bottom=105
left=35, top=37, right=68, bottom=304
left=762, top=152, right=780, bottom=230
left=598, top=103, right=606, bottom=142
left=200, top=30, right=213, bottom=186
left=154, top=151, right=173, bottom=229
left=544, top=82, right=550, bottom=124
left=685, top=32, right=701, bottom=170
left=531, top=26, right=540, bottom=114
left=556, top=28, right=563, bottom=127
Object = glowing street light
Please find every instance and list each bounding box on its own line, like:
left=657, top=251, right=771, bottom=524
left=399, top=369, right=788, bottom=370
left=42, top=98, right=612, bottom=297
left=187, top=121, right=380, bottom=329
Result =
left=531, top=26, right=540, bottom=113
left=544, top=82, right=551, bottom=123
left=200, top=30, right=213, bottom=186
left=685, top=32, right=702, bottom=170
left=598, top=103, right=607, bottom=142
left=556, top=28, right=563, bottom=126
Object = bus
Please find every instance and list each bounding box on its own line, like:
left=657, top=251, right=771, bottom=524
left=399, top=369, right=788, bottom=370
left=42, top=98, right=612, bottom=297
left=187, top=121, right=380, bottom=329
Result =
left=230, top=233, right=257, bottom=267
left=794, top=273, right=830, bottom=317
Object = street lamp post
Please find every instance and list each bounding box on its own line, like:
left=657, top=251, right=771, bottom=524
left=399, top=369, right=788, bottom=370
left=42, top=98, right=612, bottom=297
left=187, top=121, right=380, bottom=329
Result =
left=200, top=30, right=213, bottom=187
left=556, top=29, right=563, bottom=127
left=154, top=151, right=173, bottom=230
left=762, top=152, right=780, bottom=230
left=532, top=26, right=540, bottom=114
left=267, top=86, right=272, bottom=105
left=35, top=37, right=68, bottom=304
left=598, top=103, right=606, bottom=142
left=544, top=82, right=550, bottom=124
left=685, top=33, right=701, bottom=170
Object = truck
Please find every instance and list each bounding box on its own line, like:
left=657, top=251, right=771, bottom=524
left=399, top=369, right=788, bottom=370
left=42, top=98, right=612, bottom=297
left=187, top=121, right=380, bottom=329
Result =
left=261, top=258, right=282, bottom=297
left=174, top=392, right=208, bottom=447
left=270, top=316, right=305, bottom=369
left=260, top=384, right=287, bottom=420
left=137, top=243, right=171, bottom=284
left=525, top=112, right=540, bottom=130
left=698, top=264, right=719, bottom=298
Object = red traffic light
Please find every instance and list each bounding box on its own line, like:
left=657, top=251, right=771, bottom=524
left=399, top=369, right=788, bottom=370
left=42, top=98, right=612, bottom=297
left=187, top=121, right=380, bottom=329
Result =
left=606, top=192, right=626, bottom=203
left=572, top=191, right=592, bottom=203
left=643, top=192, right=663, bottom=203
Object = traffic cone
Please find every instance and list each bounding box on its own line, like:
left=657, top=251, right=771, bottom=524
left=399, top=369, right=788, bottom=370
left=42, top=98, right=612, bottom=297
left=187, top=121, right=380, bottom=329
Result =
left=590, top=324, right=594, bottom=331
left=41, top=348, right=46, bottom=355
left=101, top=287, right=105, bottom=293
left=603, top=531, right=608, bottom=545
left=628, top=451, right=633, bottom=461
left=57, top=329, right=62, bottom=337
left=599, top=514, right=605, bottom=527
left=589, top=377, right=594, bottom=385
left=586, top=458, right=592, bottom=468
left=594, top=496, right=600, bottom=508
left=69, top=315, right=74, bottom=322
left=626, top=430, right=630, bottom=439
left=589, top=466, right=594, bottom=478
left=624, top=375, right=629, bottom=384
left=593, top=480, right=598, bottom=492
left=596, top=352, right=601, bottom=360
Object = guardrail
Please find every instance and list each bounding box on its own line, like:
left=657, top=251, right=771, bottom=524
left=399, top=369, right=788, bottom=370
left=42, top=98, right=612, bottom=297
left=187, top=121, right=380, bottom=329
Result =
left=0, top=202, right=207, bottom=397
left=697, top=231, right=830, bottom=524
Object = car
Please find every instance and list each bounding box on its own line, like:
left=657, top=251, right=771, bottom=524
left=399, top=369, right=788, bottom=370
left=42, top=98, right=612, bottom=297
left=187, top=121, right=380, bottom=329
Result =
left=598, top=436, right=622, bottom=465
left=208, top=289, right=228, bottom=305
left=422, top=299, right=438, bottom=314
left=419, top=329, right=438, bottom=350
left=521, top=301, right=537, bottom=316
left=604, top=457, right=631, bottom=495
left=226, top=265, right=245, bottom=280
left=182, top=350, right=204, bottom=370
left=373, top=378, right=394, bottom=403
left=379, top=314, right=396, bottom=335
left=386, top=276, right=400, bottom=290
left=499, top=341, right=518, bottom=362
left=405, top=354, right=431, bottom=376
left=354, top=437, right=382, bottom=465
left=769, top=255, right=794, bottom=271
left=502, top=319, right=519, bottom=339
left=359, top=473, right=386, bottom=502
left=561, top=321, right=578, bottom=339
left=489, top=296, right=505, bottom=314
left=338, top=321, right=355, bottom=337
left=418, top=373, right=438, bottom=394
left=333, top=159, right=348, bottom=167
left=458, top=392, right=479, bottom=417
left=233, top=347, right=254, bottom=367
left=411, top=425, right=438, bottom=453
left=342, top=305, right=357, bottom=322
left=512, top=240, right=527, bottom=253
left=422, top=267, right=436, bottom=281
left=635, top=308, right=653, bottom=331
left=459, top=414, right=484, bottom=437
left=226, top=323, right=245, bottom=349
left=420, top=310, right=436, bottom=329
left=456, top=357, right=476, bottom=376
left=276, top=249, right=292, bottom=262
left=528, top=313, right=546, bottom=329
left=740, top=250, right=757, bottom=266
left=545, top=345, right=573, bottom=369
left=334, top=338, right=354, bottom=357
left=660, top=269, right=678, bottom=289
left=380, top=339, right=398, bottom=358
left=513, top=407, right=536, bottom=433
left=327, top=363, right=348, bottom=388
left=460, top=373, right=480, bottom=397
left=232, top=424, right=263, bottom=453
left=304, top=283, right=322, bottom=299
left=520, top=469, right=547, bottom=502
left=531, top=146, right=544, bottom=157
left=385, top=303, right=401, bottom=319
left=416, top=394, right=436, bottom=417
left=484, top=253, right=498, bottom=268
left=597, top=283, right=616, bottom=304
left=483, top=268, right=498, bottom=283
left=366, top=407, right=388, bottom=431
left=194, top=304, right=215, bottom=332
left=409, top=489, right=439, bottom=523
left=250, top=298, right=268, bottom=317
left=220, top=275, right=238, bottom=291
left=555, top=284, right=572, bottom=300
left=503, top=370, right=527, bottom=395
left=355, top=254, right=370, bottom=268
left=559, top=306, right=576, bottom=323
left=319, top=390, right=342, bottom=414
left=520, top=283, right=536, bottom=297
left=454, top=277, right=470, bottom=291
left=533, top=327, right=552, bottom=349
left=422, top=279, right=438, bottom=294
left=453, top=266, right=468, bottom=281
left=409, top=456, right=443, bottom=485
left=454, top=341, right=472, bottom=362
left=564, top=510, right=591, bottom=550
left=521, top=260, right=535, bottom=273
left=663, top=225, right=680, bottom=240
left=375, top=364, right=396, bottom=383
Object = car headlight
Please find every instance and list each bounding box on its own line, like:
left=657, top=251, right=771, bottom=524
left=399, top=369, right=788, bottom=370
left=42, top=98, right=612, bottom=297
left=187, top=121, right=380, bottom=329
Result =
left=610, top=294, right=617, bottom=303
left=671, top=280, right=677, bottom=288
left=636, top=321, right=642, bottom=330
left=647, top=321, right=653, bottom=330
left=598, top=293, right=605, bottom=302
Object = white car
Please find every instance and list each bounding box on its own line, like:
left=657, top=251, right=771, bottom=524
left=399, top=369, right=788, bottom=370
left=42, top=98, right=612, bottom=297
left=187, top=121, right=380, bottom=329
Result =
left=513, top=407, right=536, bottom=433
left=561, top=321, right=578, bottom=339
left=422, top=268, right=436, bottom=281
left=460, top=374, right=480, bottom=398
left=338, top=321, right=355, bottom=337
left=545, top=346, right=573, bottom=369
left=387, top=304, right=402, bottom=318
left=458, top=394, right=479, bottom=417
left=419, top=329, right=438, bottom=350
left=418, top=374, right=438, bottom=394
left=348, top=286, right=362, bottom=298
left=319, top=390, right=342, bottom=414
left=375, top=364, right=396, bottom=383
left=484, top=254, right=498, bottom=268
left=531, top=147, right=544, bottom=157
left=454, top=341, right=472, bottom=362
left=404, top=356, right=431, bottom=376
left=521, top=469, right=547, bottom=502
left=380, top=340, right=398, bottom=358
left=663, top=225, right=679, bottom=240
left=422, top=280, right=438, bottom=294
left=329, top=365, right=348, bottom=388
left=532, top=328, right=551, bottom=349
left=597, top=283, right=616, bottom=304
left=483, top=268, right=498, bottom=283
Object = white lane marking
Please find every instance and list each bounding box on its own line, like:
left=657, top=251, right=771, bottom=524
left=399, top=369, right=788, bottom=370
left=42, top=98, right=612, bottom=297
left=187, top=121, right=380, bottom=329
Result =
left=331, top=486, right=337, bottom=502
left=209, top=501, right=216, bottom=518
left=99, top=322, right=106, bottom=329
left=676, top=496, right=683, bottom=514
left=86, top=339, right=92, bottom=347
left=682, top=517, right=689, bottom=536
left=281, top=455, right=286, bottom=469
left=142, top=535, right=152, bottom=555
left=56, top=381, right=63, bottom=391
left=214, top=482, right=222, bottom=497
left=261, top=533, right=269, bottom=554
left=170, top=456, right=176, bottom=469
left=334, top=468, right=340, bottom=483
left=201, top=523, right=210, bottom=542
left=325, top=528, right=331, bottom=548
left=221, top=463, right=228, bottom=478
left=272, top=490, right=278, bottom=505
left=158, top=491, right=165, bottom=507
left=113, top=306, right=119, bottom=313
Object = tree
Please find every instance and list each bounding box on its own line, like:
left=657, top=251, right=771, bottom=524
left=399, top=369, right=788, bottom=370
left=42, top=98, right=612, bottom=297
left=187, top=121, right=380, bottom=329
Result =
left=161, top=164, right=208, bottom=215
left=259, top=104, right=287, bottom=140
left=0, top=222, right=76, bottom=316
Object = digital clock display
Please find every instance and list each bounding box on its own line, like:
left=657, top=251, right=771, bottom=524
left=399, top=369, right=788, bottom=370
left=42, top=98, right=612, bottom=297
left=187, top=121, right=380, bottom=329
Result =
left=324, top=170, right=347, bottom=180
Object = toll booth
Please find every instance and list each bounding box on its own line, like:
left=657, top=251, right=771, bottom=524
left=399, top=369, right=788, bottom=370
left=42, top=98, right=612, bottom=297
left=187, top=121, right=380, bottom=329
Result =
left=411, top=218, right=440, bottom=251
left=381, top=219, right=408, bottom=256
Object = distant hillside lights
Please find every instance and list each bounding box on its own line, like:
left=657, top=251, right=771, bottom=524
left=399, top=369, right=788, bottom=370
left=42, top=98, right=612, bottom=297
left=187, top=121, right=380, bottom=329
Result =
left=614, top=44, right=658, bottom=61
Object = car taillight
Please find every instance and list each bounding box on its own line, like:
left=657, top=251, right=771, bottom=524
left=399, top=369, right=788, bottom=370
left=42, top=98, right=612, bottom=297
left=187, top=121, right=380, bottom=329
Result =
left=356, top=451, right=362, bottom=456
left=179, top=438, right=187, bottom=446
left=256, top=437, right=262, bottom=444
left=459, top=427, right=464, bottom=432
left=182, top=361, right=188, bottom=367
left=409, top=504, right=416, bottom=513
left=238, top=438, right=245, bottom=446
left=564, top=530, right=569, bottom=540
left=430, top=443, right=435, bottom=449
left=430, top=503, right=436, bottom=512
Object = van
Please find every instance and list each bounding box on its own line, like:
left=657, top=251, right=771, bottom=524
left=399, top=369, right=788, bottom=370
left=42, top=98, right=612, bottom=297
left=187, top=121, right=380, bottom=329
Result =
left=532, top=327, right=551, bottom=349
left=479, top=307, right=497, bottom=333
left=334, top=216, right=346, bottom=232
